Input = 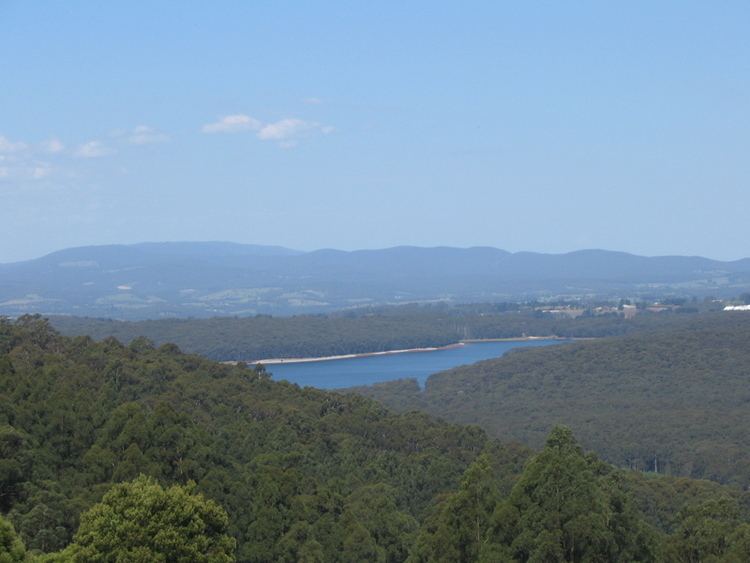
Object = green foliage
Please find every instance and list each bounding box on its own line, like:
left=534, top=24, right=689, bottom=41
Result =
left=0, top=514, right=25, bottom=562
left=661, top=497, right=750, bottom=562
left=64, top=475, right=234, bottom=562
left=408, top=454, right=500, bottom=562
left=3, top=316, right=750, bottom=561
left=411, top=428, right=659, bottom=562
left=0, top=316, right=497, bottom=560
left=49, top=305, right=698, bottom=362
left=341, top=484, right=418, bottom=562
left=0, top=426, right=28, bottom=512
left=498, top=427, right=657, bottom=562
left=356, top=313, right=750, bottom=485
left=623, top=472, right=742, bottom=533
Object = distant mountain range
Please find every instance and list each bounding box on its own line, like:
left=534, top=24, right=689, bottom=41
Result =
left=2, top=242, right=750, bottom=319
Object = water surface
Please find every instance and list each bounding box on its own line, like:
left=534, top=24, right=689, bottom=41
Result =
left=267, top=340, right=564, bottom=389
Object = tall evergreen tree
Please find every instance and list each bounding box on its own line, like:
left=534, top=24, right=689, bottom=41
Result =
left=411, top=427, right=658, bottom=562
left=409, top=454, right=503, bottom=562
left=497, top=426, right=656, bottom=562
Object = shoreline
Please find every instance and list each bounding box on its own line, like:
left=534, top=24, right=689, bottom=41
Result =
left=223, top=335, right=588, bottom=366
left=460, top=335, right=595, bottom=343
left=246, top=342, right=466, bottom=365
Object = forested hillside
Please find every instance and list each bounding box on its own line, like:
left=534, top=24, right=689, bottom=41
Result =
left=407, top=428, right=750, bottom=562
left=50, top=306, right=702, bottom=361
left=0, top=316, right=511, bottom=560
left=3, top=316, right=750, bottom=561
left=352, top=312, right=750, bottom=487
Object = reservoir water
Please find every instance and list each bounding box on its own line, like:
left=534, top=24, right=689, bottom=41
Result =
left=266, top=339, right=565, bottom=389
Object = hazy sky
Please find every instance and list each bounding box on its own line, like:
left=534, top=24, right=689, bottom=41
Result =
left=1, top=1, right=749, bottom=262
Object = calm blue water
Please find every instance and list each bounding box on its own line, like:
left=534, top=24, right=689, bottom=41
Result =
left=266, top=340, right=564, bottom=389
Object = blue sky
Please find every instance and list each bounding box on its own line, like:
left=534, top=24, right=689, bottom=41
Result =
left=1, top=1, right=749, bottom=262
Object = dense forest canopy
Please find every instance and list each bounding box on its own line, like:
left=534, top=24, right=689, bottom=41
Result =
left=0, top=315, right=515, bottom=560
left=351, top=312, right=750, bottom=487
left=2, top=316, right=749, bottom=560
left=49, top=305, right=712, bottom=361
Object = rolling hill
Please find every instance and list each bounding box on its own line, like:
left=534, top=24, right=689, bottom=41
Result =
left=3, top=316, right=750, bottom=561
left=350, top=312, right=750, bottom=487
left=2, top=243, right=750, bottom=319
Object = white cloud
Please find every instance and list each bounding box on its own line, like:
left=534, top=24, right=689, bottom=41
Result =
left=0, top=135, right=28, bottom=154
left=0, top=136, right=54, bottom=180
left=203, top=114, right=334, bottom=147
left=41, top=138, right=65, bottom=154
left=202, top=114, right=262, bottom=134
left=75, top=141, right=114, bottom=158
left=128, top=125, right=169, bottom=145
left=257, top=118, right=334, bottom=147
left=257, top=118, right=311, bottom=141
left=303, top=97, right=323, bottom=105
left=32, top=164, right=51, bottom=179
left=0, top=160, right=53, bottom=181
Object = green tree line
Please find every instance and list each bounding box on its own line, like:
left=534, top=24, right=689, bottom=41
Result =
left=352, top=312, right=750, bottom=486
left=4, top=428, right=749, bottom=561
left=0, top=316, right=515, bottom=560
left=3, top=316, right=749, bottom=561
left=50, top=305, right=707, bottom=361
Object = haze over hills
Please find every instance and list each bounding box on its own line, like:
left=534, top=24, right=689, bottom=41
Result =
left=2, top=242, right=750, bottom=319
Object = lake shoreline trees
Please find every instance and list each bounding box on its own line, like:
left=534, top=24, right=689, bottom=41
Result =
left=49, top=306, right=721, bottom=362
